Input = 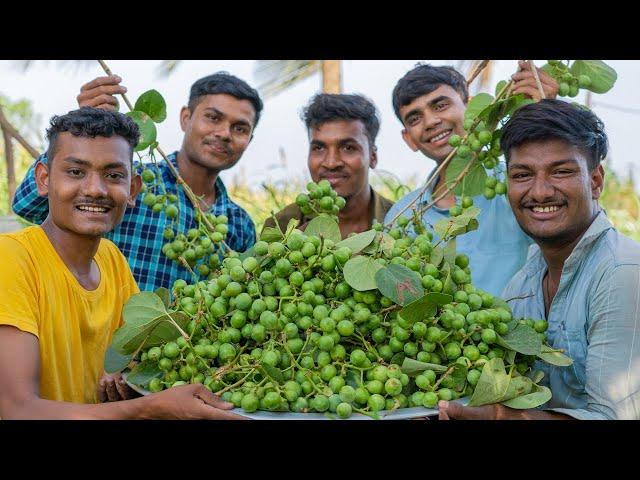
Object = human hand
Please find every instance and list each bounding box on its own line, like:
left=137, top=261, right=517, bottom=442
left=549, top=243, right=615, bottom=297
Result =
left=148, top=384, right=246, bottom=420
left=76, top=75, right=127, bottom=110
left=511, top=60, right=559, bottom=101
left=437, top=400, right=522, bottom=420
left=97, top=372, right=138, bottom=402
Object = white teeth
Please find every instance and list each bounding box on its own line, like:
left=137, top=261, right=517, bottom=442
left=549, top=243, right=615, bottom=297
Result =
left=78, top=206, right=108, bottom=213
left=532, top=206, right=560, bottom=213
left=430, top=130, right=451, bottom=143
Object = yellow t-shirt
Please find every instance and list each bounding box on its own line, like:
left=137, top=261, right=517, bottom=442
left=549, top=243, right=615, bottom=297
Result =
left=0, top=226, right=139, bottom=404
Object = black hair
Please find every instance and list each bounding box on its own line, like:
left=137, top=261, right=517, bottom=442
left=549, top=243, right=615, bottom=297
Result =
left=392, top=63, right=469, bottom=122
left=46, top=107, right=140, bottom=162
left=302, top=93, right=381, bottom=147
left=188, top=72, right=264, bottom=127
left=500, top=99, right=608, bottom=170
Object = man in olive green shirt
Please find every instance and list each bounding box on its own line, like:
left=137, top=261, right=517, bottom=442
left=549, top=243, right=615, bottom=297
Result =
left=263, top=94, right=393, bottom=239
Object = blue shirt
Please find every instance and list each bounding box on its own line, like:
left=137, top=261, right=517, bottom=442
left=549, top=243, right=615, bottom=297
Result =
left=502, top=211, right=640, bottom=420
left=384, top=164, right=533, bottom=297
left=12, top=152, right=256, bottom=292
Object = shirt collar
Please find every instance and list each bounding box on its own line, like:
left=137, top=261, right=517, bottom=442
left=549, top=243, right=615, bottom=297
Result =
left=165, top=151, right=229, bottom=208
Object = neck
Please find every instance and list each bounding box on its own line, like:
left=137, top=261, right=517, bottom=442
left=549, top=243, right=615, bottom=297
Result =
left=337, top=186, right=372, bottom=237
left=538, top=211, right=599, bottom=282
left=177, top=149, right=219, bottom=207
left=40, top=217, right=101, bottom=277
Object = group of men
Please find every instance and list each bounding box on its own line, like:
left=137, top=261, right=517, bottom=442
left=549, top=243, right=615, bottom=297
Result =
left=1, top=61, right=638, bottom=420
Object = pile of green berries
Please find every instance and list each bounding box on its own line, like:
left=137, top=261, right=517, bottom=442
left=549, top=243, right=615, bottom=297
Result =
left=161, top=214, right=229, bottom=275
left=295, top=180, right=347, bottom=218
left=546, top=60, right=592, bottom=98
left=133, top=184, right=551, bottom=418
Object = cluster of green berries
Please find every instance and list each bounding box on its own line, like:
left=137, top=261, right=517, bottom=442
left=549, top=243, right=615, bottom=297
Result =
left=546, top=60, right=592, bottom=98
left=295, top=179, right=347, bottom=218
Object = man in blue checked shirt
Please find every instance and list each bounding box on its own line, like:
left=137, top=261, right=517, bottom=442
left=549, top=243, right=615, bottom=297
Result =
left=439, top=100, right=640, bottom=420
left=13, top=72, right=260, bottom=292
left=384, top=63, right=559, bottom=296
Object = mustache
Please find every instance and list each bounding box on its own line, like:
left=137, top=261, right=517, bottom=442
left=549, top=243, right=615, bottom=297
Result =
left=521, top=199, right=567, bottom=208
left=74, top=197, right=115, bottom=208
left=203, top=139, right=232, bottom=155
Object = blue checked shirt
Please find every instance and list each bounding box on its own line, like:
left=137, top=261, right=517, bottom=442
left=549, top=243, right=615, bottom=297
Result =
left=12, top=152, right=256, bottom=292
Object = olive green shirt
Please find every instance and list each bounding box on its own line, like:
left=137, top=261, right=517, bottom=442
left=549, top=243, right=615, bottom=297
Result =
left=262, top=188, right=394, bottom=237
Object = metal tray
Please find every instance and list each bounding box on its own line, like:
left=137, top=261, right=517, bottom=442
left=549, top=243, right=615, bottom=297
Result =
left=122, top=372, right=469, bottom=420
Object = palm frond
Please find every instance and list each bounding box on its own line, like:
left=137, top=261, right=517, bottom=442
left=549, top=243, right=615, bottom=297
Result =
left=253, top=60, right=320, bottom=99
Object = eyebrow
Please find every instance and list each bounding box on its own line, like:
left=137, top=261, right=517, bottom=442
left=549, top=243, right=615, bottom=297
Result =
left=509, top=158, right=580, bottom=170
left=204, top=107, right=252, bottom=127
left=62, top=157, right=128, bottom=170
left=403, top=96, right=450, bottom=123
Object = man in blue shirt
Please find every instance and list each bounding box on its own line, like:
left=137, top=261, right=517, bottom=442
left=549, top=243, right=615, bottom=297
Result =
left=439, top=100, right=640, bottom=420
left=384, top=63, right=559, bottom=296
left=13, top=73, right=260, bottom=292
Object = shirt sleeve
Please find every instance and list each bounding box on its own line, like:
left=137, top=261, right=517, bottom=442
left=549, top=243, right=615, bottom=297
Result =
left=571, top=263, right=640, bottom=420
left=12, top=154, right=50, bottom=225
left=0, top=237, right=40, bottom=337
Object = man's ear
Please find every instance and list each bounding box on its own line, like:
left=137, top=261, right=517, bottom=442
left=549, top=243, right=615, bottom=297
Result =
left=591, top=164, right=605, bottom=200
left=179, top=106, right=191, bottom=132
left=128, top=173, right=142, bottom=208
left=369, top=145, right=378, bottom=169
left=35, top=161, right=50, bottom=197
left=401, top=128, right=419, bottom=152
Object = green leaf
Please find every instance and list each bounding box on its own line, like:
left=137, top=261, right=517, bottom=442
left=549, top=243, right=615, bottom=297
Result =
left=501, top=94, right=535, bottom=117
left=430, top=245, right=444, bottom=267
left=260, top=226, right=284, bottom=242
left=144, top=311, right=189, bottom=347
left=134, top=89, right=167, bottom=123
left=390, top=352, right=406, bottom=366
left=464, top=92, right=494, bottom=120
left=401, top=357, right=448, bottom=376
left=111, top=292, right=186, bottom=355
left=434, top=218, right=467, bottom=240
left=502, top=384, right=552, bottom=409
left=442, top=363, right=468, bottom=391
left=262, top=364, right=284, bottom=384
left=529, top=370, right=545, bottom=384
left=104, top=346, right=134, bottom=374
left=504, top=349, right=516, bottom=365
left=345, top=370, right=360, bottom=389
left=468, top=358, right=510, bottom=407
left=500, top=375, right=534, bottom=402
left=335, top=229, right=376, bottom=254
left=343, top=256, right=384, bottom=291
left=495, top=323, right=542, bottom=356
left=125, top=111, right=157, bottom=152
left=305, top=214, right=341, bottom=243
left=239, top=246, right=255, bottom=261
left=495, top=79, right=508, bottom=97
left=570, top=60, right=617, bottom=94
left=155, top=287, right=171, bottom=309
left=445, top=156, right=488, bottom=197
left=126, top=361, right=163, bottom=388
left=443, top=238, right=457, bottom=266
left=537, top=345, right=573, bottom=366
left=375, top=264, right=424, bottom=306
left=399, top=296, right=437, bottom=324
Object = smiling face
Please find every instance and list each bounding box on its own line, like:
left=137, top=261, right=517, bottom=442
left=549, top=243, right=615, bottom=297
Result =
left=506, top=139, right=604, bottom=246
left=180, top=93, right=256, bottom=173
left=307, top=119, right=376, bottom=200
left=36, top=133, right=141, bottom=238
left=398, top=84, right=467, bottom=163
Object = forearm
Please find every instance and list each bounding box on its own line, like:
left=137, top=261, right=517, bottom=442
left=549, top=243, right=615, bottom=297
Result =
left=1, top=394, right=158, bottom=420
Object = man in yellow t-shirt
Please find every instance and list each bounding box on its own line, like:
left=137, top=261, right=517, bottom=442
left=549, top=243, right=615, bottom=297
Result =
left=0, top=107, right=240, bottom=419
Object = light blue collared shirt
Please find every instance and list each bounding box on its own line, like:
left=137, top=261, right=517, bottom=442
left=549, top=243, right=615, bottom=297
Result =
left=384, top=164, right=533, bottom=297
left=502, top=211, right=640, bottom=420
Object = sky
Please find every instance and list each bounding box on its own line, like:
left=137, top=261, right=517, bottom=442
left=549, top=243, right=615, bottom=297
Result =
left=1, top=60, right=638, bottom=189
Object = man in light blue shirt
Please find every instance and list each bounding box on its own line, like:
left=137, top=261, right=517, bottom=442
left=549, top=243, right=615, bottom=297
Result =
left=439, top=100, right=640, bottom=420
left=384, top=63, right=559, bottom=296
